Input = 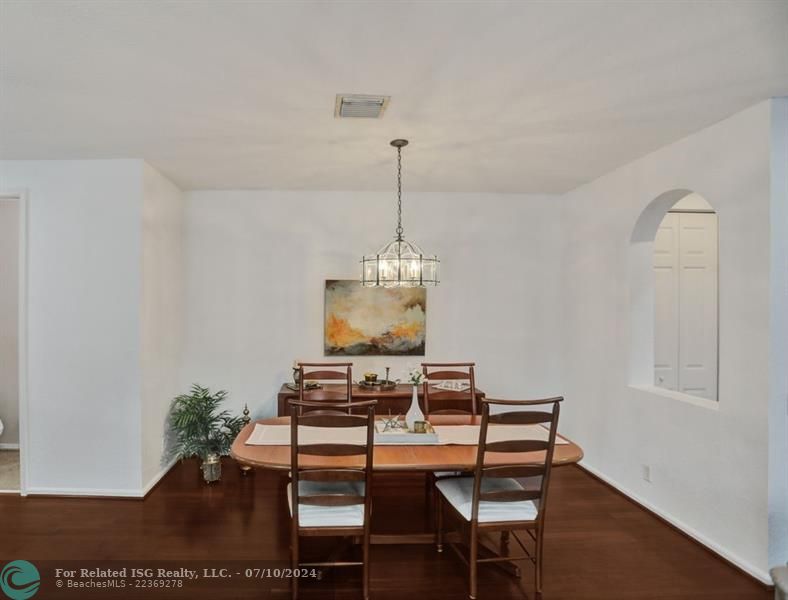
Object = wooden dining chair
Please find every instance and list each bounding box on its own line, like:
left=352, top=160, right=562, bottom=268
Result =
left=422, top=362, right=478, bottom=503
left=297, top=362, right=353, bottom=415
left=435, top=396, right=563, bottom=600
left=422, top=362, right=478, bottom=418
left=288, top=398, right=377, bottom=600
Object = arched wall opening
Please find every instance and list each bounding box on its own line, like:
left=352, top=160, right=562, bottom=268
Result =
left=629, top=189, right=719, bottom=402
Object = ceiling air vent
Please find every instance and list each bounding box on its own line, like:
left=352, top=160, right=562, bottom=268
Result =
left=335, top=94, right=390, bottom=118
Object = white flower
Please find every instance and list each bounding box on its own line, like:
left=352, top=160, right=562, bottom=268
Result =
left=408, top=368, right=426, bottom=385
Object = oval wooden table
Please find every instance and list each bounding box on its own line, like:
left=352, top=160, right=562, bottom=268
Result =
left=231, top=414, right=583, bottom=472
left=231, top=414, right=583, bottom=547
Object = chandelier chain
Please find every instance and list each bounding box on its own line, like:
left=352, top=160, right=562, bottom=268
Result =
left=395, top=145, right=403, bottom=240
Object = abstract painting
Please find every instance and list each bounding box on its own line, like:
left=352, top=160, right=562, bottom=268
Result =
left=324, top=280, right=426, bottom=356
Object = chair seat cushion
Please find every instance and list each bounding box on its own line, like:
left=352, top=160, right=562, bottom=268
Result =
left=435, top=477, right=538, bottom=523
left=286, top=480, right=365, bottom=528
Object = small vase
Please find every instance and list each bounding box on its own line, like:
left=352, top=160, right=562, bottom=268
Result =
left=405, top=385, right=425, bottom=431
left=201, top=453, right=222, bottom=483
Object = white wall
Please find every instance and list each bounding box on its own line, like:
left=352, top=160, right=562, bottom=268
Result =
left=0, top=160, right=144, bottom=494
left=0, top=200, right=19, bottom=446
left=181, top=191, right=565, bottom=418
left=768, top=97, right=788, bottom=569
left=0, top=160, right=185, bottom=495
left=561, top=101, right=779, bottom=580
left=141, top=163, right=185, bottom=490
left=671, top=193, right=714, bottom=211
left=0, top=167, right=561, bottom=494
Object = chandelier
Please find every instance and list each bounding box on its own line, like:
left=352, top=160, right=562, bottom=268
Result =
left=361, top=139, right=440, bottom=287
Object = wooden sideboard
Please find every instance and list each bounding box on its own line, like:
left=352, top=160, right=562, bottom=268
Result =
left=276, top=383, right=485, bottom=416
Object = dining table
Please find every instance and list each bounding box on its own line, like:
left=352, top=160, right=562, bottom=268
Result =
left=231, top=414, right=584, bottom=547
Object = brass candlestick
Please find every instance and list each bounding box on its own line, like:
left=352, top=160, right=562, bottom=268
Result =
left=240, top=403, right=253, bottom=476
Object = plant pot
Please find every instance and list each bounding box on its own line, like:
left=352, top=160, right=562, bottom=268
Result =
left=201, top=453, right=222, bottom=483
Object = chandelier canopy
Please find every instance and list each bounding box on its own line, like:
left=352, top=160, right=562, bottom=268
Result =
left=360, top=139, right=440, bottom=287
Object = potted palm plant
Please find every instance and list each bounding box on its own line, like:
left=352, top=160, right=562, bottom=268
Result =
left=170, top=384, right=245, bottom=483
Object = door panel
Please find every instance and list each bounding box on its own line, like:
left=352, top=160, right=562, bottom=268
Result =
left=653, top=211, right=718, bottom=400
left=653, top=213, right=679, bottom=390
left=677, top=212, right=718, bottom=400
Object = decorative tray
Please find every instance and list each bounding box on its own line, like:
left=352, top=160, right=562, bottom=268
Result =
left=432, top=381, right=471, bottom=392
left=374, top=421, right=438, bottom=444
left=285, top=382, right=321, bottom=392
left=359, top=380, right=398, bottom=391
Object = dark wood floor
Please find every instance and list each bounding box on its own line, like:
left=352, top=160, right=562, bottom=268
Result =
left=0, top=460, right=770, bottom=600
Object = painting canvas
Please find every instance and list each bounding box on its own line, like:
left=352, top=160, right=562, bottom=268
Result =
left=324, top=280, right=426, bottom=356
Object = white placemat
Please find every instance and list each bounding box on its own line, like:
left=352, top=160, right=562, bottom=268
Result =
left=246, top=424, right=367, bottom=445
left=432, top=424, right=568, bottom=445
left=245, top=423, right=569, bottom=446
left=432, top=381, right=471, bottom=392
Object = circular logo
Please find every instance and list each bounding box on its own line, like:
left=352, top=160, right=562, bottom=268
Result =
left=0, top=561, right=40, bottom=600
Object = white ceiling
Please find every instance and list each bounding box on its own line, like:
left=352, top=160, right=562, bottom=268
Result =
left=1, top=1, right=787, bottom=193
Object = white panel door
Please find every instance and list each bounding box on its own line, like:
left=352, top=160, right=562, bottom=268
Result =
left=653, top=213, right=679, bottom=390
left=677, top=212, right=718, bottom=400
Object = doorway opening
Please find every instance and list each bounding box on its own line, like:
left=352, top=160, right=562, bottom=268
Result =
left=0, top=192, right=26, bottom=494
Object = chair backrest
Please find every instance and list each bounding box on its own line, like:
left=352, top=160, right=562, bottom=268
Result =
left=471, top=397, right=563, bottom=524
left=421, top=362, right=477, bottom=416
left=297, top=362, right=353, bottom=414
left=288, top=399, right=376, bottom=529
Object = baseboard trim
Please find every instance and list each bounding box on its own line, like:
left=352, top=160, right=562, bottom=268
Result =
left=0, top=443, right=20, bottom=450
left=24, top=459, right=179, bottom=500
left=141, top=457, right=178, bottom=498
left=576, top=462, right=773, bottom=587
left=25, top=486, right=146, bottom=499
